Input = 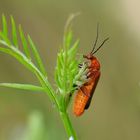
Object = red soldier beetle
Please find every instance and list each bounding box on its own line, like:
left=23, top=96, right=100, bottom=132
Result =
left=73, top=24, right=109, bottom=116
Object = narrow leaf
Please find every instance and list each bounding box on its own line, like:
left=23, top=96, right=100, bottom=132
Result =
left=68, top=39, right=79, bottom=56
left=0, top=41, right=57, bottom=107
left=2, top=14, right=8, bottom=37
left=67, top=40, right=79, bottom=64
left=19, top=25, right=30, bottom=58
left=10, top=15, right=18, bottom=47
left=55, top=70, right=62, bottom=88
left=0, top=32, right=11, bottom=45
left=0, top=44, right=34, bottom=72
left=0, top=83, right=44, bottom=92
left=65, top=30, right=73, bottom=48
left=28, top=35, right=46, bottom=76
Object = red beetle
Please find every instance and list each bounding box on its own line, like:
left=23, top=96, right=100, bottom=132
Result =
left=73, top=25, right=109, bottom=116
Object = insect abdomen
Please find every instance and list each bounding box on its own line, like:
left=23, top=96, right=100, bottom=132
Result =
left=73, top=70, right=100, bottom=116
left=73, top=88, right=90, bottom=116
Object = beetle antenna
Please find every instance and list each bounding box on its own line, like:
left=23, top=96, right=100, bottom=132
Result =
left=93, top=37, right=109, bottom=54
left=90, top=23, right=99, bottom=54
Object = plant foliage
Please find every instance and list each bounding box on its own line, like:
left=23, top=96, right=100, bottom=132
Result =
left=0, top=14, right=57, bottom=105
left=55, top=29, right=79, bottom=107
left=0, top=14, right=87, bottom=140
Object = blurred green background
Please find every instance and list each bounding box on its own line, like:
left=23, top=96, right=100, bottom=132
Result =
left=0, top=0, right=140, bottom=140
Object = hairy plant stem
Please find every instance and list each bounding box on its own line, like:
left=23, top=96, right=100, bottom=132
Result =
left=60, top=111, right=78, bottom=140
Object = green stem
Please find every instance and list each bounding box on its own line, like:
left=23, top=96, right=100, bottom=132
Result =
left=60, top=111, right=78, bottom=140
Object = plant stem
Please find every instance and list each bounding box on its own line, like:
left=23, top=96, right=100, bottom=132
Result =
left=60, top=111, right=78, bottom=140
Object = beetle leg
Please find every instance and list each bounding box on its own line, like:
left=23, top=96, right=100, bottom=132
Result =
left=72, top=84, right=80, bottom=91
left=78, top=63, right=83, bottom=68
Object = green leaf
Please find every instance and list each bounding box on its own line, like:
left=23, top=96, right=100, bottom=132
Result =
left=0, top=16, right=59, bottom=110
left=19, top=25, right=30, bottom=58
left=0, top=43, right=35, bottom=72
left=0, top=43, right=58, bottom=106
left=0, top=16, right=11, bottom=45
left=65, top=30, right=73, bottom=48
left=0, top=83, right=44, bottom=92
left=67, top=40, right=79, bottom=64
left=68, top=39, right=79, bottom=56
left=28, top=35, right=46, bottom=76
left=55, top=30, right=79, bottom=96
left=2, top=14, right=8, bottom=37
left=55, top=69, right=62, bottom=89
left=10, top=15, right=18, bottom=47
left=0, top=32, right=11, bottom=45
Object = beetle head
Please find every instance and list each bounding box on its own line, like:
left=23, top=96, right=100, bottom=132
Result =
left=83, top=53, right=100, bottom=70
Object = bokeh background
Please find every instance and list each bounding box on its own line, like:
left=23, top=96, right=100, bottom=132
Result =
left=0, top=0, right=140, bottom=140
